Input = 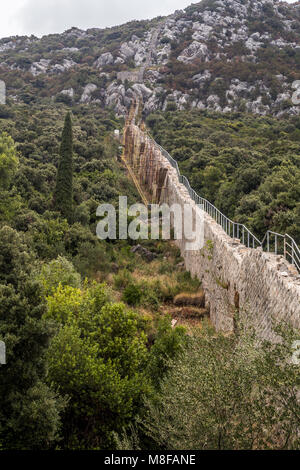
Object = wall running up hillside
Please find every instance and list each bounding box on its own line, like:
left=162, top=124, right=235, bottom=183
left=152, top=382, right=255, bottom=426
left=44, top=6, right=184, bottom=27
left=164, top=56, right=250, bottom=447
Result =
left=124, top=123, right=300, bottom=340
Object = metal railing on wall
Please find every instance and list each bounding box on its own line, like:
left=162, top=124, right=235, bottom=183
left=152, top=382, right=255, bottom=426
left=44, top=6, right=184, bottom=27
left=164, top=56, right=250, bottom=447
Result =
left=148, top=136, right=300, bottom=273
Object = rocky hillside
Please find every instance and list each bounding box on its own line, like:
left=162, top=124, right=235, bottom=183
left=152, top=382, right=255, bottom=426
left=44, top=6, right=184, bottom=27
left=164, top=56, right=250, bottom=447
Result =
left=1, top=0, right=300, bottom=116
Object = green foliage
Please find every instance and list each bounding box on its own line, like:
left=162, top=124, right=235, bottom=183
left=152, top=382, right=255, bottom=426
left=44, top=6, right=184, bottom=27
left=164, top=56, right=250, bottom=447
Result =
left=37, top=256, right=81, bottom=295
left=0, top=17, right=299, bottom=449
left=0, top=225, right=32, bottom=288
left=146, top=316, right=187, bottom=388
left=0, top=227, right=65, bottom=449
left=54, top=112, right=74, bottom=221
left=147, top=110, right=300, bottom=244
left=113, top=269, right=133, bottom=289
left=141, top=322, right=300, bottom=450
left=46, top=282, right=150, bottom=449
left=0, top=132, right=18, bottom=189
left=122, top=283, right=143, bottom=306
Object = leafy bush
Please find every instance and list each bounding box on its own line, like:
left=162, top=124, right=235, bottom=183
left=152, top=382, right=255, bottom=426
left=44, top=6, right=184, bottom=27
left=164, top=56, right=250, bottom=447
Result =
left=142, top=323, right=300, bottom=450
left=113, top=269, right=133, bottom=290
left=47, top=283, right=149, bottom=449
left=37, top=256, right=81, bottom=295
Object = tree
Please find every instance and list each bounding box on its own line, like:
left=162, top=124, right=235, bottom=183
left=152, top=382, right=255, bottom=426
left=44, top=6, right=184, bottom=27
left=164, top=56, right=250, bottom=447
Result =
left=46, top=283, right=150, bottom=449
left=0, top=226, right=65, bottom=449
left=141, top=323, right=300, bottom=450
left=146, top=316, right=187, bottom=388
left=54, top=112, right=73, bottom=221
left=37, top=256, right=81, bottom=296
left=0, top=134, right=20, bottom=223
left=0, top=133, right=18, bottom=190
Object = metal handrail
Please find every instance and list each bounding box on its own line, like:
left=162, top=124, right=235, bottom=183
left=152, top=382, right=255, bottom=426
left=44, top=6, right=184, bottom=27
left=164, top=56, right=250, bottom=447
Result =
left=145, top=132, right=300, bottom=273
left=261, top=231, right=300, bottom=272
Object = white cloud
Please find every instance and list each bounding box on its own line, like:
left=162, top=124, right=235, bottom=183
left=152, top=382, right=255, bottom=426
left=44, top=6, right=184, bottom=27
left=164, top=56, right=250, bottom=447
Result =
left=0, top=0, right=192, bottom=38
left=0, top=0, right=297, bottom=39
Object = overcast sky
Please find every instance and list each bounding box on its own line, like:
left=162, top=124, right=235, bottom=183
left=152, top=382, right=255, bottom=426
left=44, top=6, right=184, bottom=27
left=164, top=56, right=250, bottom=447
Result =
left=0, top=0, right=297, bottom=39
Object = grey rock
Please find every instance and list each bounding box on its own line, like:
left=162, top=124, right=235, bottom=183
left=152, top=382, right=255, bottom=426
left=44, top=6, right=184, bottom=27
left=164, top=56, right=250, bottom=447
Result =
left=30, top=59, right=50, bottom=76
left=132, top=83, right=152, bottom=99
left=51, top=59, right=76, bottom=73
left=60, top=88, right=74, bottom=99
left=120, top=42, right=135, bottom=59
left=80, top=83, right=97, bottom=103
left=131, top=244, right=157, bottom=261
left=177, top=41, right=209, bottom=63
left=94, top=52, right=114, bottom=68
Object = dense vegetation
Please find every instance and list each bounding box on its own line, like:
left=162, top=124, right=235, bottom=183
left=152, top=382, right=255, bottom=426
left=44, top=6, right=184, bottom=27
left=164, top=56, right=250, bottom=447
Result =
left=0, top=94, right=299, bottom=449
left=117, top=322, right=300, bottom=450
left=146, top=109, right=300, bottom=244
left=0, top=100, right=207, bottom=449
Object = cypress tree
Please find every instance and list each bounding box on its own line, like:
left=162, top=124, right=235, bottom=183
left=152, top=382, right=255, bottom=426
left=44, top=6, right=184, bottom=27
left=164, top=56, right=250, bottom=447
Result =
left=54, top=112, right=73, bottom=220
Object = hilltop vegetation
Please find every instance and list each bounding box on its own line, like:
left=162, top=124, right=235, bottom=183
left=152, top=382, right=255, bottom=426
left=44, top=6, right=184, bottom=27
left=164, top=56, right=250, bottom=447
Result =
left=1, top=1, right=300, bottom=116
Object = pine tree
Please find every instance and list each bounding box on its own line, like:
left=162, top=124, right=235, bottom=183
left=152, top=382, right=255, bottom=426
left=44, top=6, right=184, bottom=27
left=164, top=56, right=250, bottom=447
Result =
left=54, top=112, right=73, bottom=220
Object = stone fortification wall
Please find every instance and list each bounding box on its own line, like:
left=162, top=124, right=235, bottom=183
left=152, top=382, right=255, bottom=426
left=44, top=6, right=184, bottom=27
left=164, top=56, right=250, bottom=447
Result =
left=124, top=123, right=300, bottom=340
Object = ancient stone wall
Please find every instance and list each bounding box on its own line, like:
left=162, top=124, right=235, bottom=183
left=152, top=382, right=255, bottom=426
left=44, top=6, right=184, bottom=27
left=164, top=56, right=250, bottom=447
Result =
left=124, top=123, right=300, bottom=340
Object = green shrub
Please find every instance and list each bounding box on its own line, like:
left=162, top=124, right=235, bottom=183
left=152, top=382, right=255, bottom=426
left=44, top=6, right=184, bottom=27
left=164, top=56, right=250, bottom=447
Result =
left=142, top=290, right=160, bottom=310
left=113, top=269, right=133, bottom=290
left=122, top=283, right=143, bottom=306
left=37, top=255, right=81, bottom=295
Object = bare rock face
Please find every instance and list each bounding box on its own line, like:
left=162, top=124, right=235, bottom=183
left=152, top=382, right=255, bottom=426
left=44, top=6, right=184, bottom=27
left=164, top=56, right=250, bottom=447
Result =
left=60, top=88, right=75, bottom=99
left=144, top=89, right=163, bottom=113
left=192, top=70, right=211, bottom=85
left=30, top=58, right=76, bottom=76
left=94, top=52, right=114, bottom=68
left=80, top=84, right=97, bottom=103
left=120, top=42, right=135, bottom=60
left=105, top=82, right=127, bottom=115
left=131, top=83, right=152, bottom=99
left=156, top=43, right=171, bottom=65
left=114, top=57, right=125, bottom=64
left=246, top=96, right=270, bottom=115
left=177, top=41, right=209, bottom=63
left=30, top=59, right=51, bottom=76
left=0, top=41, right=16, bottom=52
left=144, top=69, right=162, bottom=84
left=51, top=59, right=76, bottom=73
left=207, top=94, right=222, bottom=112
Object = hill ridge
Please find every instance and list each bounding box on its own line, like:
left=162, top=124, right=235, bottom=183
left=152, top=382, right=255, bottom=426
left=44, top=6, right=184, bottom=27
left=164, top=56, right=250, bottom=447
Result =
left=1, top=0, right=300, bottom=116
